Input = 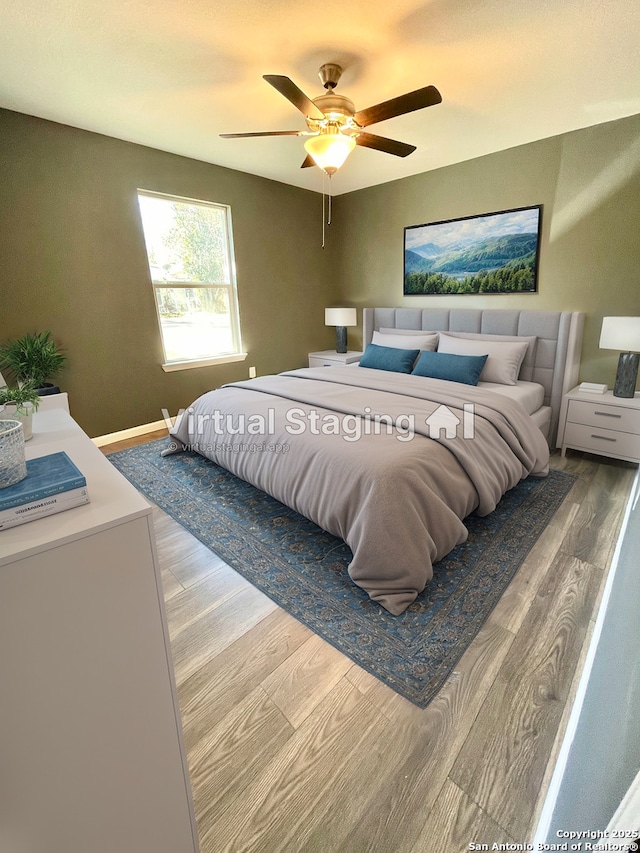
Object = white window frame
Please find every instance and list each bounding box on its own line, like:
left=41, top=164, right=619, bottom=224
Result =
left=137, top=189, right=246, bottom=371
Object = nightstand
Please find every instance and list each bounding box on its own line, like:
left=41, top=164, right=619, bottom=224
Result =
left=559, top=386, right=640, bottom=463
left=308, top=350, right=363, bottom=367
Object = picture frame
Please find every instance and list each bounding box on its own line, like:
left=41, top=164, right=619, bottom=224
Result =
left=404, top=204, right=542, bottom=296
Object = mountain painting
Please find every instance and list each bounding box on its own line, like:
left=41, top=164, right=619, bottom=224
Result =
left=404, top=205, right=541, bottom=295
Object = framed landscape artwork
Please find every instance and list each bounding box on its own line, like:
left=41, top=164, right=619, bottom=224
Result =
left=404, top=205, right=542, bottom=296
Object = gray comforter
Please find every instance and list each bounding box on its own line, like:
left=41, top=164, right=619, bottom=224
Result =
left=170, top=366, right=549, bottom=615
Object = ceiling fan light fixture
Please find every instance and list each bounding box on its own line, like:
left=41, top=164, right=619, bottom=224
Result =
left=303, top=130, right=356, bottom=175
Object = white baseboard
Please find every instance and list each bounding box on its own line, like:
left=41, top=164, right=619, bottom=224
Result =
left=92, top=419, right=168, bottom=447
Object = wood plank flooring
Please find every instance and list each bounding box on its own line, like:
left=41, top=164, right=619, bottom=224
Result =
left=102, top=434, right=635, bottom=852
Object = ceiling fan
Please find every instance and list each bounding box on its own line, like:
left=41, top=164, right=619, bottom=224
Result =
left=220, top=63, right=442, bottom=176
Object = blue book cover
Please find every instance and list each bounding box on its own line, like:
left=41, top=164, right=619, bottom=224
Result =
left=0, top=451, right=86, bottom=511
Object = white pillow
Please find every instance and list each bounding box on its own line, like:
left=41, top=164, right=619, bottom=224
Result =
left=380, top=327, right=438, bottom=339
left=442, top=332, right=537, bottom=382
left=372, top=330, right=438, bottom=351
left=437, top=333, right=529, bottom=385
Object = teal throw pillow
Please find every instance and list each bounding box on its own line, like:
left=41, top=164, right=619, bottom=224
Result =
left=359, top=343, right=420, bottom=373
left=412, top=351, right=488, bottom=385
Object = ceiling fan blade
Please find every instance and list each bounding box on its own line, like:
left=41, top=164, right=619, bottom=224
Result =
left=354, top=85, right=442, bottom=128
left=355, top=132, right=416, bottom=157
left=220, top=130, right=304, bottom=138
left=300, top=154, right=315, bottom=169
left=263, top=75, right=325, bottom=120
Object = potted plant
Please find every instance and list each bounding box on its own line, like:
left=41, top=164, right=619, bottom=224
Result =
left=0, top=384, right=40, bottom=441
left=0, top=331, right=66, bottom=396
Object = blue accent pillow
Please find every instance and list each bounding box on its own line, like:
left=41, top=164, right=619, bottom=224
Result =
left=411, top=351, right=488, bottom=385
left=359, top=343, right=420, bottom=373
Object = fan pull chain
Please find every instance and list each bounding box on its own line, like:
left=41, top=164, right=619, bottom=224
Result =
left=321, top=172, right=333, bottom=248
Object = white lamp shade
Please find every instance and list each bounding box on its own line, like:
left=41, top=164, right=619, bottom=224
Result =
left=304, top=133, right=356, bottom=175
left=599, top=317, right=640, bottom=352
left=325, top=307, right=357, bottom=327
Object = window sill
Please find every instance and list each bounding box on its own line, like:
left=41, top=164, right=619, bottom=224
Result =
left=161, top=353, right=248, bottom=372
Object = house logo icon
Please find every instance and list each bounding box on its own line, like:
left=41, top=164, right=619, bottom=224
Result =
left=425, top=404, right=475, bottom=439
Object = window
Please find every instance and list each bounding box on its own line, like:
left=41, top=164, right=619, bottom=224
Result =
left=137, top=190, right=244, bottom=370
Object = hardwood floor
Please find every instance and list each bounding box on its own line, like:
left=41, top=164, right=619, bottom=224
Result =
left=103, top=435, right=635, bottom=852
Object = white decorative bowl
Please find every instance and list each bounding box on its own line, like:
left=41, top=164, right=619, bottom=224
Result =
left=0, top=419, right=27, bottom=489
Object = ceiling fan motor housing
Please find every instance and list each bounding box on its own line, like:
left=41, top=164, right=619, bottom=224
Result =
left=310, top=93, right=356, bottom=124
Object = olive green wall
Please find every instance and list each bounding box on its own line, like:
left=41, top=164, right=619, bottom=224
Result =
left=2, top=109, right=640, bottom=437
left=0, top=109, right=336, bottom=436
left=332, top=112, right=640, bottom=388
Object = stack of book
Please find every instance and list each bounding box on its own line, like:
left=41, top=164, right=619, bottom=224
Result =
left=0, top=451, right=90, bottom=530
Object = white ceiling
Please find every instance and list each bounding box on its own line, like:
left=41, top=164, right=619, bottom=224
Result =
left=2, top=0, right=639, bottom=195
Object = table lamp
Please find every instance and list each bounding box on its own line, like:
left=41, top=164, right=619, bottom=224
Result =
left=325, top=307, right=357, bottom=354
left=599, top=316, right=640, bottom=398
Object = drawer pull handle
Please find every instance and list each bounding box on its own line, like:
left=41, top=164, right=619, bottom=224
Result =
left=594, top=411, right=621, bottom=418
left=591, top=434, right=617, bottom=442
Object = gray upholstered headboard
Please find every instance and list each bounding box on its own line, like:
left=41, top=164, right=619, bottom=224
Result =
left=363, top=307, right=584, bottom=447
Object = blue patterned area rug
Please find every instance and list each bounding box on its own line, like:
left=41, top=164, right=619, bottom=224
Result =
left=109, top=440, right=576, bottom=708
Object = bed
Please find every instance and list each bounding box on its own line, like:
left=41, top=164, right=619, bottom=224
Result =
left=168, top=308, right=584, bottom=615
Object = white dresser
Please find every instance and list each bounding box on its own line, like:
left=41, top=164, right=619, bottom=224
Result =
left=559, top=386, right=640, bottom=463
left=0, top=410, right=199, bottom=853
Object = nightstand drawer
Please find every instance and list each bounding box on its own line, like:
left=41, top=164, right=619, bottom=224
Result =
left=567, top=399, right=640, bottom=434
left=308, top=356, right=339, bottom=367
left=563, top=421, right=640, bottom=460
